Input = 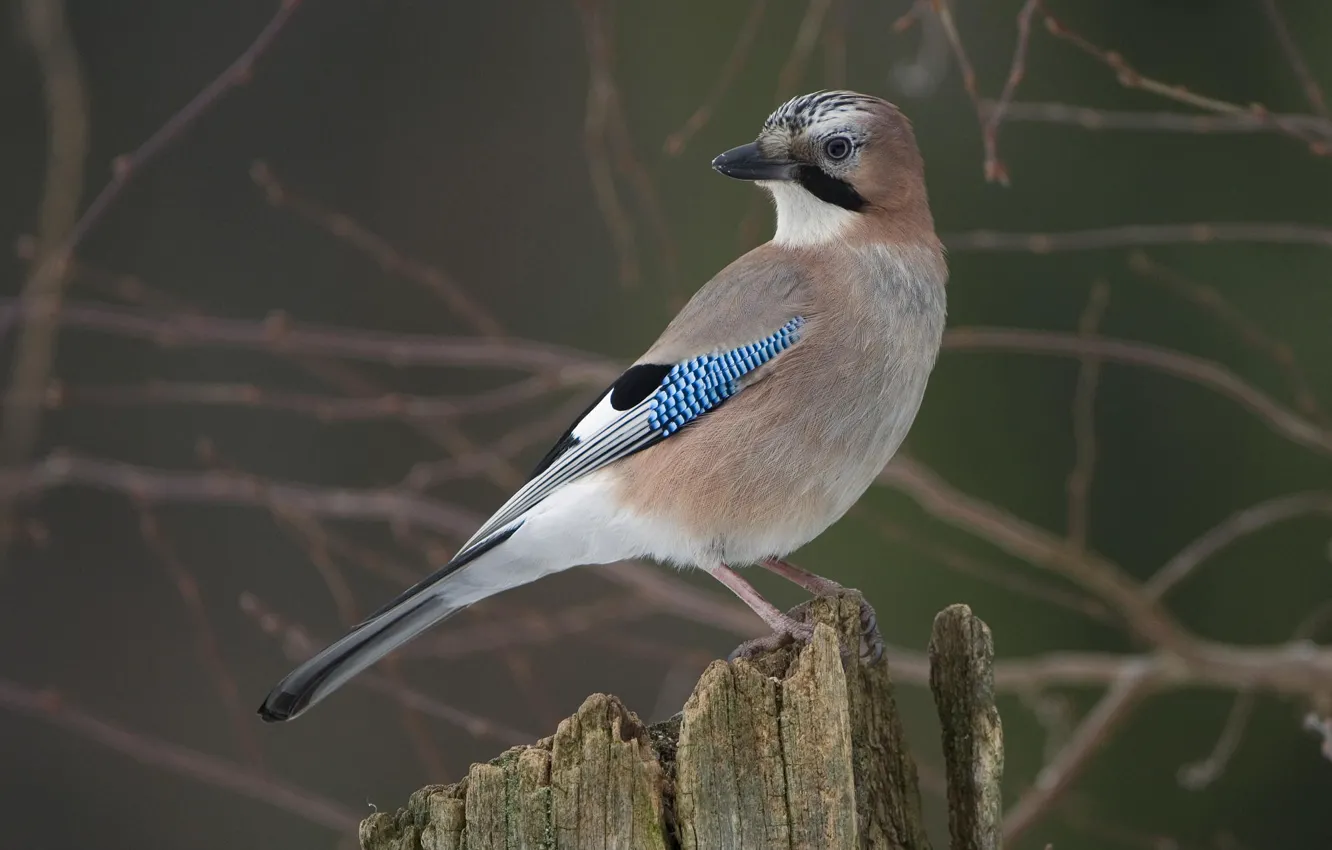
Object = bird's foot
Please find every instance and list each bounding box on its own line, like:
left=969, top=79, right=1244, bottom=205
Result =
left=727, top=595, right=884, bottom=664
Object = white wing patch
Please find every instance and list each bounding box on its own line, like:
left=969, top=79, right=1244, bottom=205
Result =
left=570, top=389, right=621, bottom=440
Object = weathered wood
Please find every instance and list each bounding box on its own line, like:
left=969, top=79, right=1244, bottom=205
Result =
left=359, top=594, right=1002, bottom=850
left=928, top=604, right=1004, bottom=850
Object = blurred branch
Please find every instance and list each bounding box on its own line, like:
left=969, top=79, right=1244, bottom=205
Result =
left=942, top=222, right=1332, bottom=252
left=43, top=376, right=565, bottom=423
left=249, top=162, right=504, bottom=336
left=0, top=452, right=482, bottom=538
left=1147, top=492, right=1332, bottom=599
left=0, top=299, right=620, bottom=380
left=1003, top=663, right=1153, bottom=844
left=16, top=299, right=1328, bottom=459
left=879, top=456, right=1199, bottom=652
left=1257, top=0, right=1329, bottom=120
left=1127, top=251, right=1325, bottom=422
left=774, top=0, right=833, bottom=97
left=136, top=504, right=266, bottom=770
left=979, top=99, right=1332, bottom=141
left=1039, top=3, right=1330, bottom=155
left=853, top=506, right=1120, bottom=625
left=577, top=0, right=640, bottom=288
left=663, top=0, right=769, bottom=155
left=6, top=0, right=306, bottom=493
left=0, top=676, right=359, bottom=832
left=1066, top=282, right=1109, bottom=552
left=1176, top=691, right=1256, bottom=790
left=3, top=0, right=89, bottom=542
left=941, top=328, right=1332, bottom=458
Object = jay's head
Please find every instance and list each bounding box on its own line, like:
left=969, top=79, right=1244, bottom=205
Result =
left=712, top=91, right=931, bottom=246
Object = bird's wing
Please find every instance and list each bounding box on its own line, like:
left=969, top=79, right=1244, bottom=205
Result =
left=458, top=315, right=807, bottom=557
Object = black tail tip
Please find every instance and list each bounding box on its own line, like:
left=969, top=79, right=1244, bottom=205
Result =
left=257, top=689, right=303, bottom=723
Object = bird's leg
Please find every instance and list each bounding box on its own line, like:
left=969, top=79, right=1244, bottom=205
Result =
left=707, top=563, right=814, bottom=660
left=757, top=557, right=884, bottom=663
left=758, top=557, right=846, bottom=596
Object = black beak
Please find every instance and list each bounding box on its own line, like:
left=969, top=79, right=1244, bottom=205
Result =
left=711, top=142, right=797, bottom=181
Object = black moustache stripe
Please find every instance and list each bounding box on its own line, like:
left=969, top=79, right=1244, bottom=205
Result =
left=796, top=165, right=866, bottom=212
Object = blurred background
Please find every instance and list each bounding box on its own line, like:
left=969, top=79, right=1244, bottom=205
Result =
left=3, top=0, right=1331, bottom=847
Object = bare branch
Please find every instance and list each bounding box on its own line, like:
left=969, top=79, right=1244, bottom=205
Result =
left=136, top=505, right=266, bottom=770
left=249, top=162, right=504, bottom=336
left=878, top=456, right=1199, bottom=652
left=1176, top=691, right=1256, bottom=790
left=982, top=99, right=1332, bottom=141
left=1066, top=282, right=1110, bottom=551
left=1258, top=0, right=1329, bottom=119
left=0, top=298, right=620, bottom=381
left=980, top=0, right=1041, bottom=184
left=774, top=0, right=834, bottom=97
left=943, top=222, right=1332, bottom=252
left=3, top=0, right=89, bottom=496
left=45, top=376, right=565, bottom=423
left=663, top=0, right=769, bottom=155
left=0, top=676, right=359, bottom=832
left=1039, top=3, right=1330, bottom=155
left=1147, top=492, right=1332, bottom=599
left=941, top=328, right=1332, bottom=458
left=1128, top=251, right=1325, bottom=422
left=0, top=453, right=483, bottom=538
left=1003, top=664, right=1154, bottom=843
left=577, top=0, right=640, bottom=288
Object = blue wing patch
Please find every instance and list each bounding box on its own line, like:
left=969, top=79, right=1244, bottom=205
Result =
left=647, top=317, right=804, bottom=436
left=452, top=316, right=805, bottom=558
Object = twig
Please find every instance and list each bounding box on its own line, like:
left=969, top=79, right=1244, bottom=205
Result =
left=405, top=593, right=661, bottom=660
left=981, top=100, right=1332, bottom=141
left=249, top=162, right=504, bottom=336
left=1003, top=664, right=1155, bottom=843
left=663, top=0, right=769, bottom=155
left=45, top=377, right=564, bottom=424
left=136, top=504, right=266, bottom=770
left=879, top=456, right=1199, bottom=653
left=853, top=507, right=1119, bottom=625
left=1147, top=492, right=1332, bottom=599
left=62, top=259, right=535, bottom=494
left=1128, top=251, right=1325, bottom=422
left=979, top=0, right=1041, bottom=184
left=1176, top=691, right=1256, bottom=790
left=930, top=0, right=984, bottom=157
left=1066, top=282, right=1110, bottom=552
left=822, top=0, right=846, bottom=89
left=3, top=0, right=89, bottom=503
left=577, top=0, right=640, bottom=288
left=1258, top=0, right=1329, bottom=119
left=942, top=222, right=1332, bottom=252
left=0, top=299, right=620, bottom=380
left=889, top=640, right=1332, bottom=697
left=1039, top=3, right=1330, bottom=155
left=0, top=453, right=483, bottom=538
left=774, top=0, right=834, bottom=97
left=0, top=676, right=359, bottom=832
left=941, top=328, right=1332, bottom=458
left=890, top=0, right=950, bottom=99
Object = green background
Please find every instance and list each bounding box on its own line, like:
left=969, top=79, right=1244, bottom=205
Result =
left=2, top=1, right=1330, bottom=847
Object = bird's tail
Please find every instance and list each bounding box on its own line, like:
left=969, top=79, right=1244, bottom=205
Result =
left=258, top=528, right=527, bottom=722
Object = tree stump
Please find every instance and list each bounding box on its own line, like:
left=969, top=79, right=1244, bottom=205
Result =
left=358, top=595, right=1003, bottom=850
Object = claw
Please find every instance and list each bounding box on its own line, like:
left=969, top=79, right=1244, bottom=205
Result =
left=727, top=621, right=813, bottom=662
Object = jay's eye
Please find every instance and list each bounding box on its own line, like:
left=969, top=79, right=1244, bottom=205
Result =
left=824, top=136, right=852, bottom=160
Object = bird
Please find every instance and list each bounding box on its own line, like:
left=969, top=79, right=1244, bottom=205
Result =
left=258, top=90, right=947, bottom=723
